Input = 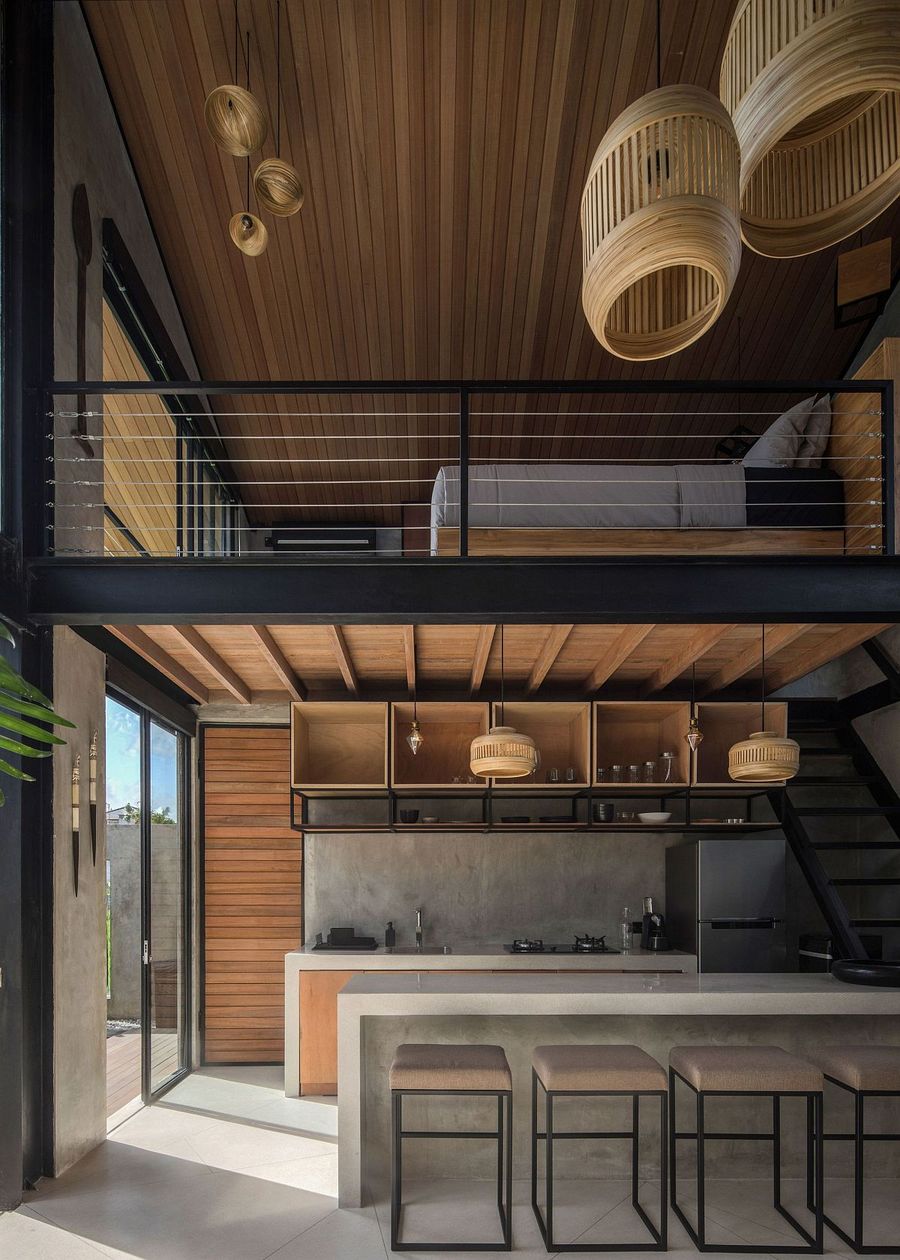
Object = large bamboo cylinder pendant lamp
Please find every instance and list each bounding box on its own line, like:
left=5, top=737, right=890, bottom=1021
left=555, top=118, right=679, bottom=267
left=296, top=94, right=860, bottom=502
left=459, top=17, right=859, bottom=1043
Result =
left=580, top=85, right=742, bottom=360
left=728, top=626, right=800, bottom=782
left=469, top=626, right=539, bottom=780
left=720, top=0, right=900, bottom=258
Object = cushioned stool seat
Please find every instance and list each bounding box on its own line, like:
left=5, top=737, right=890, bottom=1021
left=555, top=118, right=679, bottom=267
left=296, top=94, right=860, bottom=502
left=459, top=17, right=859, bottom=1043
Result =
left=670, top=1044, right=823, bottom=1094
left=389, top=1042, right=511, bottom=1092
left=533, top=1043, right=667, bottom=1092
left=814, top=1044, right=900, bottom=1092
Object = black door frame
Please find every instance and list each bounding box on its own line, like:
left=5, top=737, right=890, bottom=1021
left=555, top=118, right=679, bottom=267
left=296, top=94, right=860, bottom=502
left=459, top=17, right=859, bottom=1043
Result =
left=107, top=688, right=193, bottom=1104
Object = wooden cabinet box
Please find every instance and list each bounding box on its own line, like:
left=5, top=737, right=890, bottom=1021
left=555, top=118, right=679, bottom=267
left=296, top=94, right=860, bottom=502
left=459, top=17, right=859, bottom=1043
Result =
left=693, top=701, right=789, bottom=786
left=290, top=701, right=389, bottom=790
left=391, top=701, right=489, bottom=789
left=491, top=701, right=591, bottom=788
left=594, top=702, right=690, bottom=786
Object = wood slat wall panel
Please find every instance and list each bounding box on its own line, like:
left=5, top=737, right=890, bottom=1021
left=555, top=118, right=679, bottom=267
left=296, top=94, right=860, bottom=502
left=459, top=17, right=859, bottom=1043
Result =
left=202, top=725, right=299, bottom=1063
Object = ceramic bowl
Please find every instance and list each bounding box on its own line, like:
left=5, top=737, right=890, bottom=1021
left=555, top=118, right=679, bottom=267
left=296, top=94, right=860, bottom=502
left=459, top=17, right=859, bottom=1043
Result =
left=637, top=811, right=672, bottom=824
left=399, top=809, right=419, bottom=824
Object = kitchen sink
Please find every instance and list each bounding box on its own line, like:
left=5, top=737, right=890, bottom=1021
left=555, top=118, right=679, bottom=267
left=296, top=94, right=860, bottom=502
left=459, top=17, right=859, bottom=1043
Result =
left=386, top=945, right=453, bottom=955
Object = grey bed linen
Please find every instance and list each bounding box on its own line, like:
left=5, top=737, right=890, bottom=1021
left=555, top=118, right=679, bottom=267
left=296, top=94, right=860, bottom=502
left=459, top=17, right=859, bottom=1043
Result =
left=430, top=462, right=746, bottom=550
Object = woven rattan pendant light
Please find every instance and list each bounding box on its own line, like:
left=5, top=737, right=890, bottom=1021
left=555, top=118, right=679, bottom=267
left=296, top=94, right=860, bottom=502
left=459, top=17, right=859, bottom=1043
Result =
left=720, top=0, right=900, bottom=258
left=228, top=28, right=268, bottom=257
left=253, top=0, right=304, bottom=217
left=728, top=626, right=800, bottom=782
left=469, top=626, right=539, bottom=780
left=205, top=4, right=267, bottom=156
left=580, top=2, right=742, bottom=361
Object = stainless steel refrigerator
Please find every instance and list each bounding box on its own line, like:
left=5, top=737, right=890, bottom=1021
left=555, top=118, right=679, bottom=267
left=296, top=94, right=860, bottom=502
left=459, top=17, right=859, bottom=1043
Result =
left=665, top=836, right=787, bottom=972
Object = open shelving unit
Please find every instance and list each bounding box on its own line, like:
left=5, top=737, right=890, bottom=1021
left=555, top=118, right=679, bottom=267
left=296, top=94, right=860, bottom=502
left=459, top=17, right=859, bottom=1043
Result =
left=290, top=701, right=389, bottom=792
left=594, top=701, right=690, bottom=788
left=490, top=701, right=591, bottom=789
left=287, top=698, right=790, bottom=831
left=391, top=701, right=489, bottom=789
left=693, top=701, right=789, bottom=786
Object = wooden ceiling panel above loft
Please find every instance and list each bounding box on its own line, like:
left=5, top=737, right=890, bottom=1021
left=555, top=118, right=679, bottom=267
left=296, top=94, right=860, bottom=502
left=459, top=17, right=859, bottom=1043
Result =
left=83, top=0, right=900, bottom=525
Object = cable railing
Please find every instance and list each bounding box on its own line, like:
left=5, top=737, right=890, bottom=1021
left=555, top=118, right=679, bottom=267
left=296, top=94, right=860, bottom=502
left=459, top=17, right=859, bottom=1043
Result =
left=41, top=377, right=894, bottom=560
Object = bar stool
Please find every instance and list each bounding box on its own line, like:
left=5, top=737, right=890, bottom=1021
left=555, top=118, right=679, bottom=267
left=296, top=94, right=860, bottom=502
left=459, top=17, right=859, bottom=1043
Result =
left=389, top=1042, right=512, bottom=1252
left=813, top=1045, right=900, bottom=1255
left=531, top=1044, right=668, bottom=1252
left=669, top=1045, right=824, bottom=1253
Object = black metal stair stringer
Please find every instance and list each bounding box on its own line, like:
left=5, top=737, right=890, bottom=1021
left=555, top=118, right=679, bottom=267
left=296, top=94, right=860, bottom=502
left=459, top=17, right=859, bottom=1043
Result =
left=771, top=789, right=866, bottom=961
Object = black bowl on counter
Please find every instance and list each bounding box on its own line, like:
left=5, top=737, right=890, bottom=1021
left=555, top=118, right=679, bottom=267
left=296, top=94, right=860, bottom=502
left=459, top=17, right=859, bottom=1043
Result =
left=398, top=809, right=419, bottom=824
left=832, top=958, right=900, bottom=987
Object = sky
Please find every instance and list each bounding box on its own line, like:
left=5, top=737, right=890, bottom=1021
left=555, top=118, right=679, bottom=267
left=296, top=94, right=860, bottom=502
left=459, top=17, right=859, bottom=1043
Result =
left=106, top=695, right=179, bottom=817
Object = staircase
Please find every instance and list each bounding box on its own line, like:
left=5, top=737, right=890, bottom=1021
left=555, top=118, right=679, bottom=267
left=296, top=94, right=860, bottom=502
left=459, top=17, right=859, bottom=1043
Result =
left=771, top=698, right=900, bottom=962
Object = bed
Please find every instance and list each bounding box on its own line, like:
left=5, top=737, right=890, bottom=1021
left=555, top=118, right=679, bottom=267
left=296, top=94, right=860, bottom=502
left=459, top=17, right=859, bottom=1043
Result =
left=428, top=391, right=881, bottom=557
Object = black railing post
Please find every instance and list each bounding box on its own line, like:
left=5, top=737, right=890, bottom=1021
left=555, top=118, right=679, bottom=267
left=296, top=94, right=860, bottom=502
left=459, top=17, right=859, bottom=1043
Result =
left=459, top=387, right=469, bottom=558
left=882, top=380, right=895, bottom=556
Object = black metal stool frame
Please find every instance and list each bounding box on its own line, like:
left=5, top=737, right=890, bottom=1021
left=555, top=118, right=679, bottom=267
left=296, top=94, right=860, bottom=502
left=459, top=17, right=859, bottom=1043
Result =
left=669, top=1066, right=824, bottom=1254
left=531, top=1067, right=668, bottom=1252
left=815, top=1072, right=900, bottom=1255
left=390, top=1086, right=513, bottom=1252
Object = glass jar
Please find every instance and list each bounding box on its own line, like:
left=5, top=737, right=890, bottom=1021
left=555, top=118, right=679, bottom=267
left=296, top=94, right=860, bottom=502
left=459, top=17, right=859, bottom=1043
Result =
left=565, top=766, right=576, bottom=783
left=596, top=766, right=608, bottom=783
left=642, top=759, right=657, bottom=783
left=627, top=763, right=641, bottom=783
left=610, top=764, right=623, bottom=783
left=660, top=752, right=676, bottom=783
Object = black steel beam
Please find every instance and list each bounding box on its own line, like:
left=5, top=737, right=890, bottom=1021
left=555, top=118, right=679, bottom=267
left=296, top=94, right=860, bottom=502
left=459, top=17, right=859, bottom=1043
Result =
left=39, top=376, right=891, bottom=396
left=23, top=555, right=900, bottom=625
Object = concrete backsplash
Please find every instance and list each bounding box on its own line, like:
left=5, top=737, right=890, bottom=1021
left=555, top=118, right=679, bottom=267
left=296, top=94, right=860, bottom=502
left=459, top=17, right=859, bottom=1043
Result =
left=303, top=831, right=672, bottom=947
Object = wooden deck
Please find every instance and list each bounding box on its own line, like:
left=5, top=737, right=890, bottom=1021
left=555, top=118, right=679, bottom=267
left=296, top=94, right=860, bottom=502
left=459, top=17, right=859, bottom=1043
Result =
left=106, top=1029, right=141, bottom=1118
left=107, top=1028, right=181, bottom=1117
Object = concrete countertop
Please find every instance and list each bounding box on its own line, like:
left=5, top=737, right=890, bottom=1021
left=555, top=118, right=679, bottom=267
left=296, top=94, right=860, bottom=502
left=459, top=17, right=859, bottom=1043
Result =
left=336, top=971, right=900, bottom=1206
left=284, top=944, right=697, bottom=1098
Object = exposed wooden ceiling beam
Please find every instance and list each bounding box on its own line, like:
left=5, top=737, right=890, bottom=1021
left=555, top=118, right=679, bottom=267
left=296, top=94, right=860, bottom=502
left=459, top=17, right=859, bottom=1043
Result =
left=403, top=626, right=416, bottom=696
left=172, top=626, right=251, bottom=704
left=469, top=625, right=496, bottom=696
left=327, top=625, right=359, bottom=694
left=701, top=625, right=814, bottom=696
left=106, top=625, right=209, bottom=704
left=584, top=625, right=655, bottom=692
left=250, top=626, right=306, bottom=701
left=640, top=624, right=736, bottom=698
left=766, top=624, right=892, bottom=692
left=526, top=625, right=574, bottom=694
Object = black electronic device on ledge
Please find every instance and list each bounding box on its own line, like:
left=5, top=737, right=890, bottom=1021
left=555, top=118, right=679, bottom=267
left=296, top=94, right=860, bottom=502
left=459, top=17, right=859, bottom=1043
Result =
left=312, top=927, right=378, bottom=951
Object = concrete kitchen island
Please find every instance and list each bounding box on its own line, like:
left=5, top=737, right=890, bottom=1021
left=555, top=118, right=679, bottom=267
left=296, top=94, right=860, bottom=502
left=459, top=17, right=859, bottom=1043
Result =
left=284, top=944, right=697, bottom=1096
left=336, top=971, right=900, bottom=1207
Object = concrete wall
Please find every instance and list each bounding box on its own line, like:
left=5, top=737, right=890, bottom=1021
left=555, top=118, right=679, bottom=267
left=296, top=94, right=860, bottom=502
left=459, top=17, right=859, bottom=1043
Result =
left=51, top=628, right=106, bottom=1175
left=106, top=822, right=140, bottom=1020
left=50, top=2, right=201, bottom=1167
left=306, top=830, right=680, bottom=948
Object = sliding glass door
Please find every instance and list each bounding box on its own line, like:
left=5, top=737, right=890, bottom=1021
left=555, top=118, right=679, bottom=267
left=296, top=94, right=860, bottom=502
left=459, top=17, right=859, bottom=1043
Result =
left=146, top=719, right=189, bottom=1096
left=106, top=693, right=190, bottom=1112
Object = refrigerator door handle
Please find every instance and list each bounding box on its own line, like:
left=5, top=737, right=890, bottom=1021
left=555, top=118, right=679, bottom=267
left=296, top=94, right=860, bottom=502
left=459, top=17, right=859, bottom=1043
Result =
left=701, top=917, right=781, bottom=929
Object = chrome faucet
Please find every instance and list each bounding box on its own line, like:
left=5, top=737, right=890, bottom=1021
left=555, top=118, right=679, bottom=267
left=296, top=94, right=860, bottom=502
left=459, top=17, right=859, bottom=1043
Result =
left=415, top=907, right=423, bottom=951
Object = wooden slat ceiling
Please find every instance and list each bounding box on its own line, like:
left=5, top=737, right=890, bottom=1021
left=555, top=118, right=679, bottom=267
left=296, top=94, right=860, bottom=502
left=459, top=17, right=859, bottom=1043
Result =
left=83, top=1, right=899, bottom=528
left=104, top=621, right=890, bottom=706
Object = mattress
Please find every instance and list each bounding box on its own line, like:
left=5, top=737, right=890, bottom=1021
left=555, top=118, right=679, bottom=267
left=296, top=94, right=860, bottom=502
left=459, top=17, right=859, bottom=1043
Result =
left=430, top=463, right=843, bottom=550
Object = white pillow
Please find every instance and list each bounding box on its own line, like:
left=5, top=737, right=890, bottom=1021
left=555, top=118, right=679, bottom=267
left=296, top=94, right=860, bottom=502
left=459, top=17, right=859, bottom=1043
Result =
left=742, top=395, right=831, bottom=469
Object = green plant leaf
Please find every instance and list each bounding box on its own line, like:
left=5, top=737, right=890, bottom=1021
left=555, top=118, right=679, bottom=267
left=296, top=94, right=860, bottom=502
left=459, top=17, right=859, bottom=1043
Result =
left=0, top=691, right=76, bottom=727
left=0, top=734, right=52, bottom=758
left=0, top=621, right=15, bottom=646
left=0, top=659, right=53, bottom=705
left=0, top=757, right=35, bottom=782
left=0, top=712, right=67, bottom=744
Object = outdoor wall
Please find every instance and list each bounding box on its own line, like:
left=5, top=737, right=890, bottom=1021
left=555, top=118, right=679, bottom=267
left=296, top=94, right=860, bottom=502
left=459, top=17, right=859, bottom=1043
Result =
left=105, top=822, right=140, bottom=1020
left=51, top=628, right=106, bottom=1176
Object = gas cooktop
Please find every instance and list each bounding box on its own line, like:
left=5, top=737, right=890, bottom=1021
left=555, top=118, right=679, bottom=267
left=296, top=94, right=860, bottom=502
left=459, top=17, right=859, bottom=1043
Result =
left=505, top=935, right=620, bottom=955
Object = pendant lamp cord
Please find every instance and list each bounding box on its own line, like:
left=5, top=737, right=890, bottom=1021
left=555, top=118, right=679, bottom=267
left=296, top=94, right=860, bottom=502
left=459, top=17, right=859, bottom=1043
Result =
left=245, top=30, right=251, bottom=208
left=760, top=623, right=766, bottom=730
left=499, top=624, right=505, bottom=726
left=234, top=0, right=239, bottom=84
left=656, top=0, right=661, bottom=90
left=691, top=660, right=696, bottom=713
left=275, top=0, right=282, bottom=156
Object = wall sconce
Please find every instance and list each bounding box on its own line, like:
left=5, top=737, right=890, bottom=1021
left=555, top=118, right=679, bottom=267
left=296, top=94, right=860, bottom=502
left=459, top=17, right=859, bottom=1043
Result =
left=89, top=730, right=98, bottom=865
left=72, top=756, right=81, bottom=897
